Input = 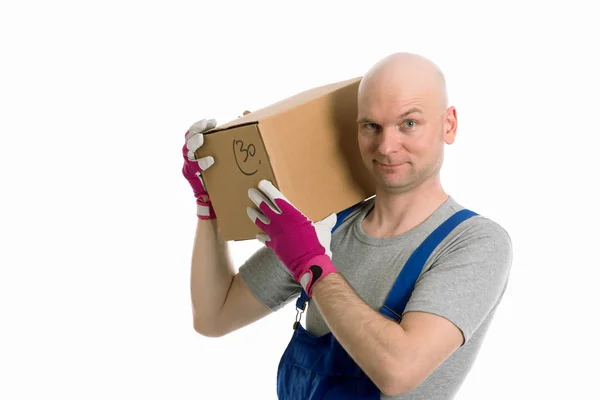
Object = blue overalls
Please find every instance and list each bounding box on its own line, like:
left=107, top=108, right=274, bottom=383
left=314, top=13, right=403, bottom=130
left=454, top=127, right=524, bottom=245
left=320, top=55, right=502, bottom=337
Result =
left=276, top=204, right=478, bottom=399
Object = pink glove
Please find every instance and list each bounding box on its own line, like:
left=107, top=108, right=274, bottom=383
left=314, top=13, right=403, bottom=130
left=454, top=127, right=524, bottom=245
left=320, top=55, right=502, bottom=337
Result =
left=247, top=180, right=338, bottom=296
left=182, top=119, right=217, bottom=219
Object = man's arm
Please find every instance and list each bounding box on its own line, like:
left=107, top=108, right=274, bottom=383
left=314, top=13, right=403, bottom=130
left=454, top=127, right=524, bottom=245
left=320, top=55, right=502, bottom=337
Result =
left=311, top=219, right=513, bottom=396
left=190, top=219, right=271, bottom=337
left=311, top=273, right=462, bottom=396
left=183, top=120, right=274, bottom=337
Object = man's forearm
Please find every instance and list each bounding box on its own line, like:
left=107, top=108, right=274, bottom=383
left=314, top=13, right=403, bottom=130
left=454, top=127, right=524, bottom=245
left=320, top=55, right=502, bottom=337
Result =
left=190, top=219, right=236, bottom=335
left=311, top=272, right=412, bottom=395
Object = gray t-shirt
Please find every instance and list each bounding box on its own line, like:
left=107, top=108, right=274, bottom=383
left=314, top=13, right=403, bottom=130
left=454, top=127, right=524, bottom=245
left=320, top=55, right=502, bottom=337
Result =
left=239, top=195, right=512, bottom=399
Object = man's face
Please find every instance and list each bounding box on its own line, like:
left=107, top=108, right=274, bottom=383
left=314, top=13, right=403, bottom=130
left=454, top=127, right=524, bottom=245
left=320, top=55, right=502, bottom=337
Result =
left=357, top=84, right=455, bottom=194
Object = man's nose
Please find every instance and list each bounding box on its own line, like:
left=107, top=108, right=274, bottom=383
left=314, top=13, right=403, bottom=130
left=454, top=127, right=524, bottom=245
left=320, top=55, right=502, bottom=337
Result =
left=376, top=127, right=401, bottom=156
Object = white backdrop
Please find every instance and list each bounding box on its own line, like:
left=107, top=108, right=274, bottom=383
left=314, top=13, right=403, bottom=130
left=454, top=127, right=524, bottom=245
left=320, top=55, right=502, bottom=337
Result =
left=1, top=1, right=599, bottom=399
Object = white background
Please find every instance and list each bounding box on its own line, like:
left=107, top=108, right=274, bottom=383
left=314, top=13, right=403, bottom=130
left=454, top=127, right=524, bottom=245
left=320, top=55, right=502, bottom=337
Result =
left=1, top=1, right=599, bottom=399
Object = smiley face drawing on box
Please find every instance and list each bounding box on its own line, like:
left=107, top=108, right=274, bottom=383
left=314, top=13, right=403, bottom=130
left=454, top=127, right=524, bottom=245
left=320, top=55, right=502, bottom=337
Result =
left=232, top=138, right=262, bottom=176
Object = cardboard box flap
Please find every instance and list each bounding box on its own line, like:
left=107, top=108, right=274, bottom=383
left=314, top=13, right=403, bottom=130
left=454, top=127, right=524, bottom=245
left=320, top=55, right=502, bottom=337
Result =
left=208, top=77, right=362, bottom=132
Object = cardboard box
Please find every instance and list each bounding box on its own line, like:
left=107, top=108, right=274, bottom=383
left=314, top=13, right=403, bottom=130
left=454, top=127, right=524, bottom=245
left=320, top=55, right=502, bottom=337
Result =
left=195, top=77, right=376, bottom=241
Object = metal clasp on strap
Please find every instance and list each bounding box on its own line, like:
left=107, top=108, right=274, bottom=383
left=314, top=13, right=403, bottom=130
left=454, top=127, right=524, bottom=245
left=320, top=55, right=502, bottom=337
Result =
left=293, top=300, right=307, bottom=330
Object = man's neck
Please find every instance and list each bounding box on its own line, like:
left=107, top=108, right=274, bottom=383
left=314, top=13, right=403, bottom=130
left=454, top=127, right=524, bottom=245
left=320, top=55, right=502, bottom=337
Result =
left=362, top=178, right=449, bottom=238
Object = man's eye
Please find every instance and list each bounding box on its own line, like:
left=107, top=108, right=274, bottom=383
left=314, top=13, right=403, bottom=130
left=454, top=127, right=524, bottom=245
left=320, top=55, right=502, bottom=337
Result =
left=403, top=120, right=417, bottom=128
left=363, top=123, right=377, bottom=131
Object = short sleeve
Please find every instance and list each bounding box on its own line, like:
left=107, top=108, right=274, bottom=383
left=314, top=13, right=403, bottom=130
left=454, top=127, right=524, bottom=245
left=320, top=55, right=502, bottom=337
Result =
left=402, top=218, right=513, bottom=344
left=238, top=245, right=301, bottom=311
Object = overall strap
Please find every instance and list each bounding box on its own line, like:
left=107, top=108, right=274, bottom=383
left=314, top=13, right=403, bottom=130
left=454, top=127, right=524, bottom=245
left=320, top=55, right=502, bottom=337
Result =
left=379, top=209, right=478, bottom=321
left=295, top=201, right=363, bottom=311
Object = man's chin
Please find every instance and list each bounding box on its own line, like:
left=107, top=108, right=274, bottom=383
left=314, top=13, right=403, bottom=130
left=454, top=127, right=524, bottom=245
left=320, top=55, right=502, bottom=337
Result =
left=375, top=176, right=412, bottom=192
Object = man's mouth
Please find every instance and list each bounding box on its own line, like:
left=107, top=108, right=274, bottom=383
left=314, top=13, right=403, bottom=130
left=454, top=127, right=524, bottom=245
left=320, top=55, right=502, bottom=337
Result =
left=374, top=160, right=405, bottom=167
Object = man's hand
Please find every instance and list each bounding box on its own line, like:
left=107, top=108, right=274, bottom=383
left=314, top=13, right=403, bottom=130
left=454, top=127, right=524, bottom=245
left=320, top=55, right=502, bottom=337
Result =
left=182, top=119, right=217, bottom=219
left=246, top=180, right=337, bottom=296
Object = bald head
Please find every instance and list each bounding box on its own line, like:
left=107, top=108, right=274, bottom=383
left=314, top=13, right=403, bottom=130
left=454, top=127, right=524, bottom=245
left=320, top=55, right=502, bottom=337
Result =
left=355, top=53, right=457, bottom=195
left=358, top=52, right=448, bottom=112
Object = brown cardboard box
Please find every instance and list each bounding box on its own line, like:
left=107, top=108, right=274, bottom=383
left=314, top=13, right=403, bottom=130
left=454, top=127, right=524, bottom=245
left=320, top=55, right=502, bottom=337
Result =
left=195, top=77, right=376, bottom=241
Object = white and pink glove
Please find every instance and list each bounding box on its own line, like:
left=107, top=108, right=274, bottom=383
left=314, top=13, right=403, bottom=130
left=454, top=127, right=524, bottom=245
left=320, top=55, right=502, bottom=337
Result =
left=247, top=180, right=338, bottom=297
left=182, top=119, right=217, bottom=219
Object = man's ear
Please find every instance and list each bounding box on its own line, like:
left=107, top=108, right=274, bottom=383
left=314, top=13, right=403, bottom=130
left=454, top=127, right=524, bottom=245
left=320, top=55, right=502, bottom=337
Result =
left=443, top=106, right=458, bottom=145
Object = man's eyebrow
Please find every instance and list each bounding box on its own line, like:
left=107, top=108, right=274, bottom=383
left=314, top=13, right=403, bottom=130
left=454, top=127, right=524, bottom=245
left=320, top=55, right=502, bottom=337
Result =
left=398, top=108, right=423, bottom=118
left=357, top=108, right=423, bottom=124
left=356, top=116, right=373, bottom=124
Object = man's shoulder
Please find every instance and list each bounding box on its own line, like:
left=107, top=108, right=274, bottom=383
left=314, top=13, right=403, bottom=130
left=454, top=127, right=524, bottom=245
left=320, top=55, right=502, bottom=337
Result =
left=436, top=199, right=513, bottom=274
left=446, top=196, right=511, bottom=243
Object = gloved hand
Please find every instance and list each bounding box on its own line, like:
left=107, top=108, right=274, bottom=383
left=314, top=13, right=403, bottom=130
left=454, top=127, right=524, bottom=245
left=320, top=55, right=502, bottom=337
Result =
left=247, top=180, right=338, bottom=296
left=182, top=119, right=217, bottom=219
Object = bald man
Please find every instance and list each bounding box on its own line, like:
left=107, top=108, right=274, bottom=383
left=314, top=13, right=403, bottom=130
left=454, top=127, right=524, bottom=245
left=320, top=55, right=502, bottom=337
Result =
left=182, top=53, right=512, bottom=399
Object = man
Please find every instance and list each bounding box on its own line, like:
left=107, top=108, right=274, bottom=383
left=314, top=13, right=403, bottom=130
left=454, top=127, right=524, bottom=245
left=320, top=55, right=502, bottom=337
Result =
left=182, top=52, right=512, bottom=399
